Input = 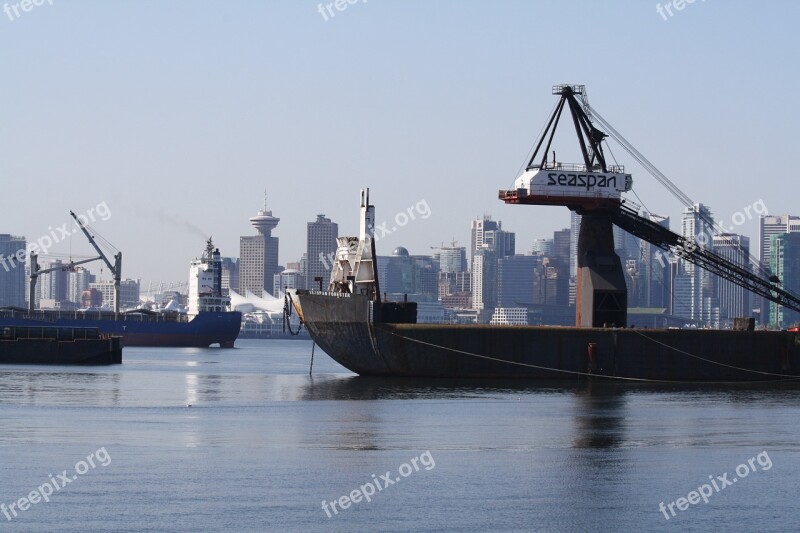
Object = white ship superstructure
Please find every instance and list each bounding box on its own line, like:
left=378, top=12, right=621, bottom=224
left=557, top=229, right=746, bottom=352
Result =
left=188, top=239, right=231, bottom=317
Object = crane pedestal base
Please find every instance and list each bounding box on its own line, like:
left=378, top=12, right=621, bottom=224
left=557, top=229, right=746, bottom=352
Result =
left=576, top=212, right=628, bottom=327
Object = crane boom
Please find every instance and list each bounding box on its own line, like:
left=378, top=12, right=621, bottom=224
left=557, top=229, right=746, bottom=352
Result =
left=610, top=204, right=800, bottom=315
left=70, top=211, right=115, bottom=271
left=585, top=102, right=770, bottom=279
left=69, top=211, right=123, bottom=314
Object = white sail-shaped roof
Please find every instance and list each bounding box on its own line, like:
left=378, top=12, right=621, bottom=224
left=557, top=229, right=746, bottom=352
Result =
left=244, top=290, right=285, bottom=312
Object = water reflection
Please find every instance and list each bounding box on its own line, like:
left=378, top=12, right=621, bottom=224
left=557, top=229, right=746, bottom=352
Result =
left=185, top=373, right=198, bottom=406
left=300, top=376, right=590, bottom=401
left=299, top=376, right=800, bottom=455
left=0, top=370, right=122, bottom=406
left=571, top=382, right=627, bottom=449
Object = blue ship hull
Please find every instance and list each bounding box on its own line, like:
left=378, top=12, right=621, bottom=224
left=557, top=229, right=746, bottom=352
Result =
left=0, top=310, right=242, bottom=348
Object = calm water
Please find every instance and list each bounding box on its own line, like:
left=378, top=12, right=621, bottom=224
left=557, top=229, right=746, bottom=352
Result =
left=1, top=339, right=799, bottom=532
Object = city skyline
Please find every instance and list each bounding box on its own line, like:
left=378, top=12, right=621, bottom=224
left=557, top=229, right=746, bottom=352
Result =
left=2, top=3, right=798, bottom=283
left=4, top=196, right=798, bottom=328
left=3, top=205, right=788, bottom=297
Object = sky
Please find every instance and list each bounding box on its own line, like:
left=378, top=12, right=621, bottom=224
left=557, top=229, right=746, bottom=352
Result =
left=1, top=0, right=798, bottom=287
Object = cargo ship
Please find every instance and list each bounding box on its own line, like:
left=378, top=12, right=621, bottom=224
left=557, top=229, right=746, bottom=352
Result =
left=0, top=307, right=241, bottom=348
left=290, top=182, right=800, bottom=381
left=1, top=240, right=241, bottom=348
left=0, top=325, right=122, bottom=365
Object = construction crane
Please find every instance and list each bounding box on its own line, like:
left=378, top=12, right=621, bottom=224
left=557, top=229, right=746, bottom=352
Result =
left=430, top=239, right=460, bottom=251
left=499, top=84, right=800, bottom=326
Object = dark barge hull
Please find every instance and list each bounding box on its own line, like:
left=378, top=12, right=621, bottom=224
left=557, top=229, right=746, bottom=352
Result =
left=0, top=327, right=123, bottom=365
left=294, top=291, right=800, bottom=381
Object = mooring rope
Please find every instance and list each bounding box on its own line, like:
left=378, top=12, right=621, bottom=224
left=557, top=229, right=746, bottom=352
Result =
left=380, top=327, right=800, bottom=384
left=631, top=329, right=799, bottom=379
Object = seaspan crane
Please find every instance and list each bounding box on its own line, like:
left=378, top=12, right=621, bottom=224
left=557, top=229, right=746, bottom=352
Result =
left=499, top=84, right=800, bottom=327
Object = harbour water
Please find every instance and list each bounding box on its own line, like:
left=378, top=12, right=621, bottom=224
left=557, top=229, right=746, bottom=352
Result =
left=1, top=339, right=799, bottom=532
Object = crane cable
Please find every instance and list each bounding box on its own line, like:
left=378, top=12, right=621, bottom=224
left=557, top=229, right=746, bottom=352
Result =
left=586, top=103, right=786, bottom=289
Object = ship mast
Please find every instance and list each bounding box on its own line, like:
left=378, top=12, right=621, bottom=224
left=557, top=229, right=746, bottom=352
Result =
left=327, top=189, right=381, bottom=301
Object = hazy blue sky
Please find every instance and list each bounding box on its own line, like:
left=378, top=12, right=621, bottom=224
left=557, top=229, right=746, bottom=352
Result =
left=2, top=0, right=798, bottom=285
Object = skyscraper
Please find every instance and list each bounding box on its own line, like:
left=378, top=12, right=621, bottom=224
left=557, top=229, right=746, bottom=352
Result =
left=239, top=199, right=280, bottom=297
left=530, top=238, right=553, bottom=257
left=306, top=214, right=338, bottom=290
left=757, top=215, right=800, bottom=324
left=470, top=215, right=500, bottom=266
left=68, top=267, right=95, bottom=305
left=39, top=259, right=68, bottom=306
left=769, top=232, right=800, bottom=328
left=759, top=215, right=800, bottom=274
left=569, top=211, right=581, bottom=278
left=438, top=245, right=467, bottom=274
left=483, top=229, right=515, bottom=258
left=497, top=255, right=537, bottom=307
left=552, top=229, right=571, bottom=266
left=534, top=256, right=568, bottom=307
left=713, top=233, right=751, bottom=321
left=0, top=234, right=26, bottom=308
left=640, top=214, right=670, bottom=308
left=673, top=203, right=716, bottom=321
left=471, top=248, right=497, bottom=311
left=550, top=229, right=571, bottom=307
left=412, top=255, right=440, bottom=301
left=437, top=245, right=470, bottom=304
left=220, top=257, right=239, bottom=297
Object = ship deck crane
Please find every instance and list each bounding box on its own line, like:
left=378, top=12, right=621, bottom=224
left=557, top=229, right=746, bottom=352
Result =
left=70, top=210, right=122, bottom=313
left=28, top=212, right=122, bottom=314
left=28, top=254, right=101, bottom=312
